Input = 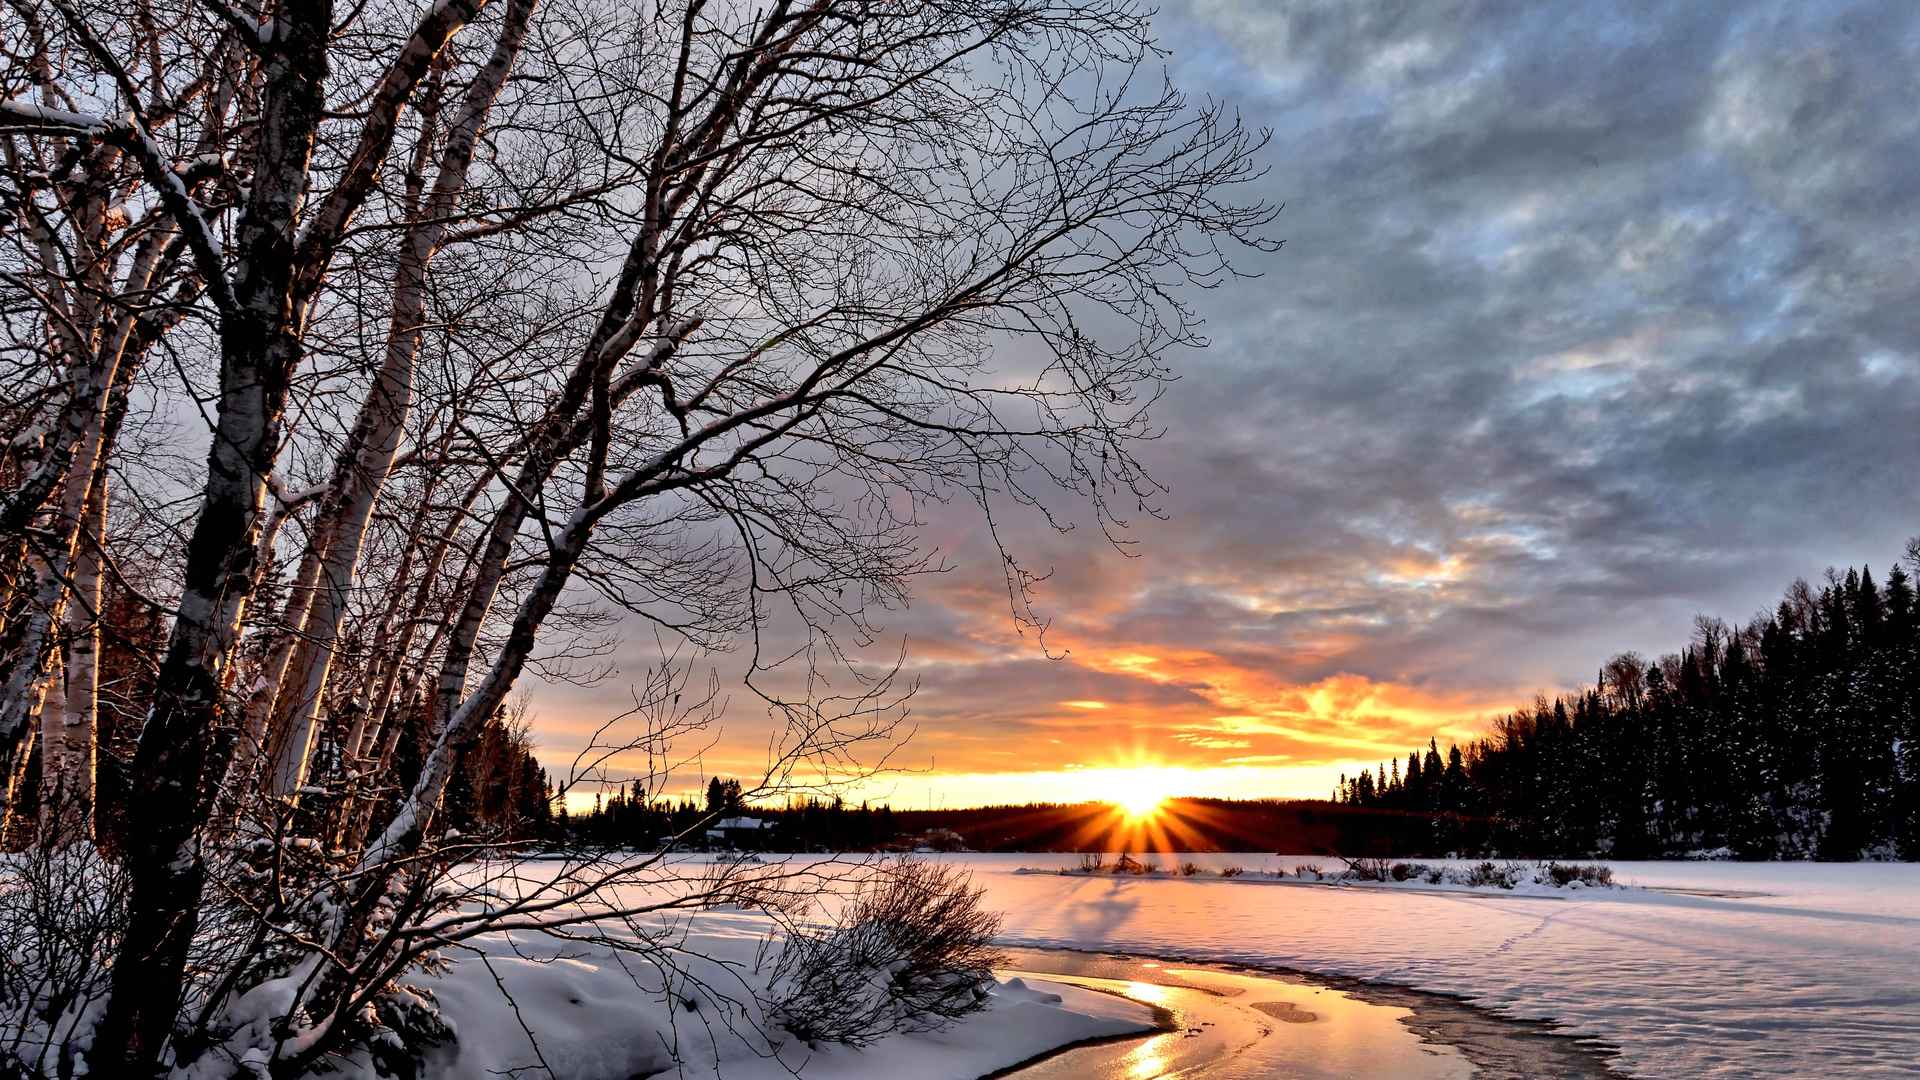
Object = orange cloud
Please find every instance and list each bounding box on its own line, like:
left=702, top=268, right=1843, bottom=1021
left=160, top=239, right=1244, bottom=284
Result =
left=524, top=526, right=1567, bottom=809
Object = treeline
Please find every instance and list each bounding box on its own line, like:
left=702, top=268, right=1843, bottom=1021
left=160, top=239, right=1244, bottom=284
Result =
left=430, top=705, right=556, bottom=843
left=553, top=791, right=1473, bottom=855
left=561, top=777, right=902, bottom=852
left=1342, top=555, right=1920, bottom=860
left=887, top=798, right=1433, bottom=854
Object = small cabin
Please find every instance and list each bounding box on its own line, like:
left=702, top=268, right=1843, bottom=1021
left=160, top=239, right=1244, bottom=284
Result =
left=703, top=816, right=767, bottom=849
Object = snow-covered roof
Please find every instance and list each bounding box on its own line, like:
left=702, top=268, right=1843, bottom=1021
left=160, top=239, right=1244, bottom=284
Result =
left=715, top=816, right=764, bottom=830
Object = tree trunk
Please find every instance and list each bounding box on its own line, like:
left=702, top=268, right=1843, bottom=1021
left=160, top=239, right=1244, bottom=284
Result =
left=239, top=543, right=325, bottom=800
left=266, top=0, right=533, bottom=806
left=0, top=190, right=175, bottom=830
left=263, top=282, right=422, bottom=801
left=94, top=0, right=491, bottom=1061
left=0, top=376, right=109, bottom=784
left=90, top=9, right=337, bottom=1068
left=47, top=473, right=104, bottom=843
left=35, top=645, right=65, bottom=841
left=0, top=559, right=65, bottom=837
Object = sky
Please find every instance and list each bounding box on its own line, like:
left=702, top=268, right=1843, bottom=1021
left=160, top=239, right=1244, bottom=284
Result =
left=538, top=0, right=1920, bottom=809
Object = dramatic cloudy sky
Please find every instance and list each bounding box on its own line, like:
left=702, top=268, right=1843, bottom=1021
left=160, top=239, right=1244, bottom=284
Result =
left=539, top=0, right=1920, bottom=806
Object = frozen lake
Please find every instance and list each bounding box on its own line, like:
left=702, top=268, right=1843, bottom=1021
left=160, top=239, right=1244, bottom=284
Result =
left=941, top=855, right=1920, bottom=1078
left=995, top=947, right=1621, bottom=1079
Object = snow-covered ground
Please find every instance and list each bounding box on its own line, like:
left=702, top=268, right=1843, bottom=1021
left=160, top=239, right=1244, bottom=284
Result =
left=414, top=905, right=1155, bottom=1079
left=952, top=854, right=1920, bottom=1079
left=342, top=854, right=1917, bottom=1078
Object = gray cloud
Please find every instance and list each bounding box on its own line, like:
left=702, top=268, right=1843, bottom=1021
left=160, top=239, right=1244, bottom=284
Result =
left=535, top=0, right=1920, bottom=796
left=1113, top=0, right=1920, bottom=672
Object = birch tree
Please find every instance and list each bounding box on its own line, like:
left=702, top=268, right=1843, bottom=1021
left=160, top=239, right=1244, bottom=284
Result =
left=0, top=0, right=1276, bottom=1074
left=0, top=0, right=232, bottom=839
left=259, top=0, right=538, bottom=803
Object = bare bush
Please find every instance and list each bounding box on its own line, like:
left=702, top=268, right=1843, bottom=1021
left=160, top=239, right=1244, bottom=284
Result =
left=1543, top=861, right=1615, bottom=887
left=0, top=839, right=127, bottom=1077
left=764, top=861, right=1002, bottom=1047
left=1336, top=855, right=1394, bottom=882
left=1464, top=861, right=1526, bottom=889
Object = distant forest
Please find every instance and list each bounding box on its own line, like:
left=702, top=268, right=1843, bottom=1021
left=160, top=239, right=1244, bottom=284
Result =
left=1340, top=553, right=1920, bottom=861
left=557, top=789, right=1395, bottom=856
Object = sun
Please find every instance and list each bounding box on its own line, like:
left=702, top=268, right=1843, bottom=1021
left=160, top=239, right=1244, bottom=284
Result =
left=1109, top=768, right=1180, bottom=822
left=1115, top=788, right=1167, bottom=821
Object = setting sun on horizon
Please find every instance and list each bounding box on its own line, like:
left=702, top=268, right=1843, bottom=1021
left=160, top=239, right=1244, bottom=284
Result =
left=559, top=754, right=1430, bottom=818
left=1109, top=767, right=1183, bottom=822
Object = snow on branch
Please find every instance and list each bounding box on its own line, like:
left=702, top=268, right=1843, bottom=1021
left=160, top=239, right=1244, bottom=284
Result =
left=0, top=99, right=111, bottom=134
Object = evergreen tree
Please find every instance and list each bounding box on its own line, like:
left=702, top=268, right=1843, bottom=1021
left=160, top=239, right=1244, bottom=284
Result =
left=1356, top=542, right=1920, bottom=860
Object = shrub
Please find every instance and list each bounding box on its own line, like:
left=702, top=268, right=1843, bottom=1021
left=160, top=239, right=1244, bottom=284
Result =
left=1111, top=853, right=1150, bottom=875
left=1077, top=853, right=1106, bottom=874
left=1389, top=861, right=1432, bottom=882
left=1464, top=861, right=1521, bottom=889
left=765, top=861, right=1003, bottom=1047
left=1339, top=856, right=1393, bottom=882
left=1296, top=862, right=1323, bottom=880
left=1542, top=861, right=1614, bottom=888
left=1219, top=865, right=1245, bottom=878
left=1179, top=861, right=1203, bottom=877
left=0, top=841, right=129, bottom=1079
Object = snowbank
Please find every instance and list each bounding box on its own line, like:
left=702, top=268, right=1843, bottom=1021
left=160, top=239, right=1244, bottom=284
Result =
left=1014, top=856, right=1620, bottom=896
left=116, top=851, right=1910, bottom=1078
left=412, top=911, right=1155, bottom=1079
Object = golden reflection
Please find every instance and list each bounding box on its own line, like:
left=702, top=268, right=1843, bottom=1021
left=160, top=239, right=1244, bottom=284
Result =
left=1125, top=1033, right=1173, bottom=1079
left=1122, top=981, right=1172, bottom=1006
left=1119, top=980, right=1175, bottom=1077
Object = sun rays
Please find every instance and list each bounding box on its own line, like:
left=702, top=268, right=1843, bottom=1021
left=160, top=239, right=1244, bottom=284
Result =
left=1078, top=765, right=1220, bottom=851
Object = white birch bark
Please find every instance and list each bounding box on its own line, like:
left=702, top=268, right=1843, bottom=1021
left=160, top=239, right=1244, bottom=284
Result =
left=45, top=471, right=104, bottom=842
left=230, top=544, right=325, bottom=798
left=0, top=403, right=112, bottom=831
left=0, top=178, right=183, bottom=807
left=34, top=647, right=65, bottom=837
left=265, top=0, right=535, bottom=801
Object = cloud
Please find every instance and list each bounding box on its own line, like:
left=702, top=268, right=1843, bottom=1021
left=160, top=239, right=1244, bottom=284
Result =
left=530, top=1, right=1920, bottom=805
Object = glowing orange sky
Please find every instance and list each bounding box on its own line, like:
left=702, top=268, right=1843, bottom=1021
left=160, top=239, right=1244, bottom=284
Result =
left=535, top=545, right=1544, bottom=812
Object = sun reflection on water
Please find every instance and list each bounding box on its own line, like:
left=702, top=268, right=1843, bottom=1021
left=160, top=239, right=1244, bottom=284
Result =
left=1121, top=981, right=1176, bottom=1078
left=1125, top=1033, right=1173, bottom=1079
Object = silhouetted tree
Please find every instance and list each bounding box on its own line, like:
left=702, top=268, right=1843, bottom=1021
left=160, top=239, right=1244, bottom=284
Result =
left=1342, top=551, right=1920, bottom=860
